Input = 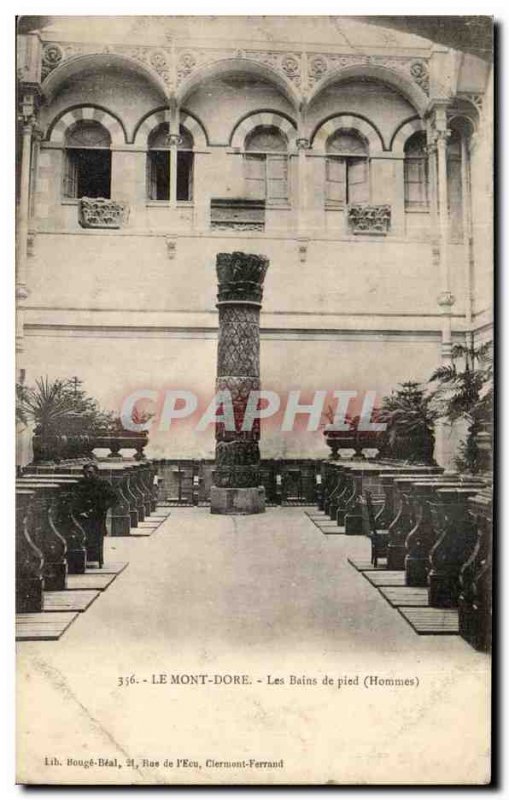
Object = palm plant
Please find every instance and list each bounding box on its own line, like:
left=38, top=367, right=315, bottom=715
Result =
left=16, top=376, right=104, bottom=433
left=378, top=381, right=437, bottom=464
left=427, top=339, right=493, bottom=474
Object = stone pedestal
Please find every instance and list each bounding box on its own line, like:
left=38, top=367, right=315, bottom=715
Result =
left=211, top=251, right=269, bottom=515
left=210, top=486, right=265, bottom=515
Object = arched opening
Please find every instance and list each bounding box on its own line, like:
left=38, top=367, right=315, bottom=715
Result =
left=63, top=120, right=112, bottom=199
left=447, top=129, right=464, bottom=239
left=146, top=124, right=194, bottom=202
left=404, top=130, right=429, bottom=210
left=325, top=129, right=369, bottom=205
left=244, top=125, right=288, bottom=203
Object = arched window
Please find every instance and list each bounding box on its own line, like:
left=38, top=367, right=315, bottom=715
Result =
left=63, top=121, right=112, bottom=199
left=146, top=124, right=194, bottom=202
left=177, top=128, right=194, bottom=202
left=244, top=126, right=288, bottom=203
left=447, top=129, right=463, bottom=238
left=325, top=130, right=369, bottom=205
left=147, top=123, right=170, bottom=201
left=404, top=131, right=428, bottom=209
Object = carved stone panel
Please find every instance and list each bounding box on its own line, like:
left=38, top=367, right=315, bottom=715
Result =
left=347, top=204, right=391, bottom=235
left=78, top=198, right=129, bottom=229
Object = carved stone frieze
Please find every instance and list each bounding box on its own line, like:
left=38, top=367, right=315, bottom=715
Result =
left=40, top=39, right=429, bottom=98
left=307, top=53, right=429, bottom=95
left=210, top=198, right=265, bottom=231
left=78, top=198, right=129, bottom=229
left=175, top=46, right=303, bottom=87
left=40, top=41, right=174, bottom=89
left=211, top=222, right=264, bottom=232
left=347, top=204, right=391, bottom=235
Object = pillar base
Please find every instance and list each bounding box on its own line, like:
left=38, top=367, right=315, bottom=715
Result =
left=210, top=486, right=266, bottom=515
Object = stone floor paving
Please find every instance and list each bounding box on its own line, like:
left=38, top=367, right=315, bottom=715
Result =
left=17, top=507, right=491, bottom=786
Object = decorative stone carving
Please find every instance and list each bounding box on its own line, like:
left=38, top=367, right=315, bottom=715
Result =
left=212, top=223, right=264, bottom=232
left=165, top=237, right=176, bottom=259
left=308, top=55, right=328, bottom=80
left=457, top=92, right=484, bottom=114
left=437, top=290, right=455, bottom=308
left=177, top=51, right=197, bottom=80
left=347, top=204, right=391, bottom=235
left=210, top=199, right=265, bottom=231
left=41, top=42, right=63, bottom=79
left=40, top=41, right=174, bottom=89
left=78, top=198, right=129, bottom=229
left=27, top=233, right=36, bottom=258
left=297, top=237, right=309, bottom=263
left=409, top=60, right=430, bottom=93
left=167, top=133, right=182, bottom=147
left=281, top=54, right=300, bottom=81
left=211, top=252, right=269, bottom=511
left=306, top=53, right=430, bottom=95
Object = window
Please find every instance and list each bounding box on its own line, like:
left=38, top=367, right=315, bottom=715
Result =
left=244, top=126, right=288, bottom=203
left=404, top=131, right=429, bottom=209
left=147, top=123, right=170, bottom=201
left=176, top=129, right=194, bottom=202
left=447, top=130, right=463, bottom=238
left=326, top=131, right=369, bottom=205
left=146, top=124, right=194, bottom=202
left=63, top=121, right=112, bottom=199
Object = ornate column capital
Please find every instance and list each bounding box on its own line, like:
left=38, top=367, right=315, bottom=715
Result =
left=216, top=251, right=269, bottom=306
left=434, top=129, right=452, bottom=147
left=167, top=133, right=182, bottom=147
left=32, top=124, right=44, bottom=143
left=296, top=137, right=311, bottom=150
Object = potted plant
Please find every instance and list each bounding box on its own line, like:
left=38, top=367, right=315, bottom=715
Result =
left=378, top=381, right=437, bottom=464
left=427, top=340, right=493, bottom=474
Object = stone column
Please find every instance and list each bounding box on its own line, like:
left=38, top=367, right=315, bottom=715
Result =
left=210, top=252, right=269, bottom=515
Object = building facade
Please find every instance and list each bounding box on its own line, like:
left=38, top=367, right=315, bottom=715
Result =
left=16, top=17, right=493, bottom=462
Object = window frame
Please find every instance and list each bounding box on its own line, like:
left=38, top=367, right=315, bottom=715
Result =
left=146, top=124, right=195, bottom=204
left=404, top=132, right=430, bottom=212
left=325, top=153, right=370, bottom=207
left=61, top=122, right=112, bottom=202
left=243, top=150, right=290, bottom=206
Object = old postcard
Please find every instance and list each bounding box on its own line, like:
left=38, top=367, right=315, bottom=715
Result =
left=15, top=15, right=493, bottom=785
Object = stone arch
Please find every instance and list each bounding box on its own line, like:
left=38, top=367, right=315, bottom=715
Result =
left=311, top=114, right=384, bottom=155
left=176, top=57, right=300, bottom=113
left=47, top=105, right=126, bottom=145
left=41, top=51, right=169, bottom=104
left=308, top=63, right=429, bottom=118
left=179, top=111, right=209, bottom=148
left=230, top=111, right=298, bottom=150
left=133, top=108, right=209, bottom=148
left=133, top=108, right=169, bottom=147
left=390, top=117, right=426, bottom=156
